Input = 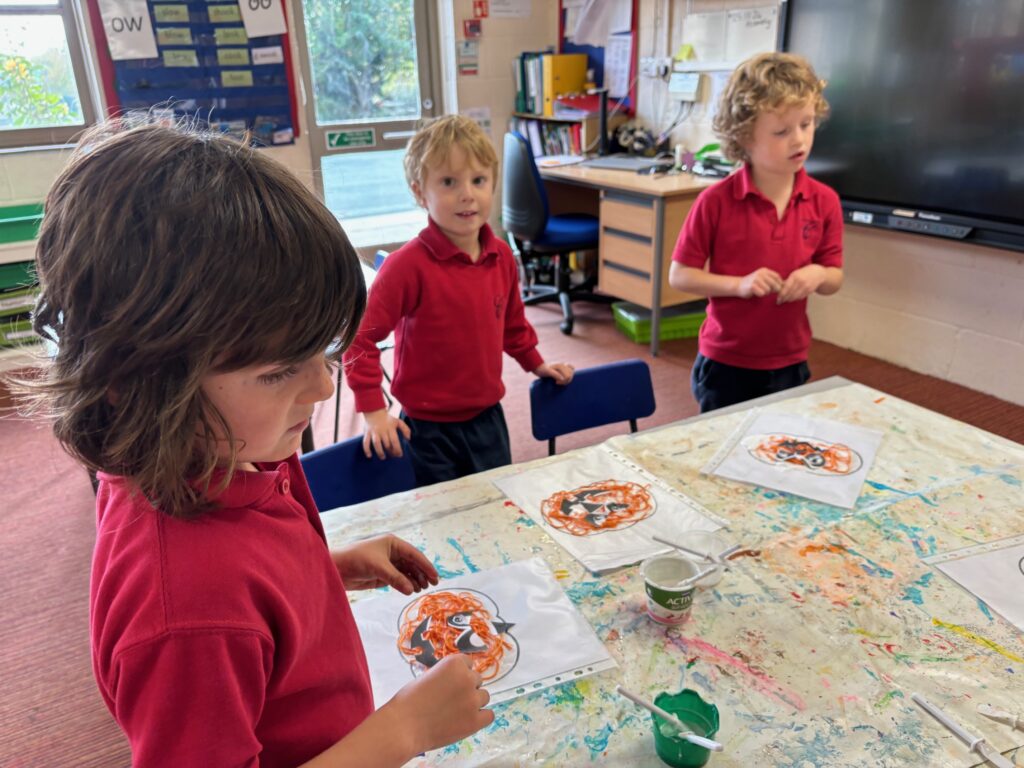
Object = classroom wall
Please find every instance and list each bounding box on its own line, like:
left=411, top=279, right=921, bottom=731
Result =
left=632, top=0, right=1024, bottom=408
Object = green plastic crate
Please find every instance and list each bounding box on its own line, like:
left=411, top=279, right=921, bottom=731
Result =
left=0, top=204, right=44, bottom=245
left=0, top=285, right=39, bottom=318
left=612, top=300, right=706, bottom=344
left=0, top=260, right=37, bottom=292
left=0, top=314, right=37, bottom=348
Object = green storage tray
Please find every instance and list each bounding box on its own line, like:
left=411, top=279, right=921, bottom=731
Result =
left=0, top=204, right=44, bottom=245
left=612, top=300, right=706, bottom=344
left=0, top=260, right=37, bottom=292
left=0, top=314, right=38, bottom=348
left=0, top=285, right=40, bottom=318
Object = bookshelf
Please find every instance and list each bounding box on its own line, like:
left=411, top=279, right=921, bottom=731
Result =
left=510, top=112, right=626, bottom=158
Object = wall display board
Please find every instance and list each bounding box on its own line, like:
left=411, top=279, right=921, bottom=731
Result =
left=87, top=0, right=298, bottom=145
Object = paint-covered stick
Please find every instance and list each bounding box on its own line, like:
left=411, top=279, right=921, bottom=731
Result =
left=652, top=534, right=714, bottom=561
left=979, top=703, right=1024, bottom=731
left=912, top=694, right=1013, bottom=768
left=615, top=685, right=724, bottom=752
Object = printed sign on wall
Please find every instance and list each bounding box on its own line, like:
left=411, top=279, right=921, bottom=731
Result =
left=97, top=0, right=158, bottom=60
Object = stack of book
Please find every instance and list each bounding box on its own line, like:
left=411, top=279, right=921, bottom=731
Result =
left=509, top=116, right=583, bottom=158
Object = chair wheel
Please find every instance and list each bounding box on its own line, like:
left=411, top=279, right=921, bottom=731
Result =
left=560, top=319, right=574, bottom=335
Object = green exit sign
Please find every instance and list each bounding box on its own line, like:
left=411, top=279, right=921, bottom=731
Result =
left=326, top=129, right=376, bottom=150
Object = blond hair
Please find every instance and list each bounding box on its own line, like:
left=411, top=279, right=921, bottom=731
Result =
left=11, top=120, right=365, bottom=518
left=403, top=114, right=498, bottom=189
left=712, top=52, right=830, bottom=163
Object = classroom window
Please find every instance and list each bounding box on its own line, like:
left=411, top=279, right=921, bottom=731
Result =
left=0, top=0, right=97, bottom=148
left=302, top=0, right=421, bottom=125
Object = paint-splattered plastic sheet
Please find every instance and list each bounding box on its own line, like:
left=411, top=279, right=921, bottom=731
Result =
left=322, top=382, right=1024, bottom=767
left=926, top=534, right=1024, bottom=634
left=351, top=558, right=616, bottom=707
left=703, top=409, right=884, bottom=508
left=492, top=447, right=724, bottom=573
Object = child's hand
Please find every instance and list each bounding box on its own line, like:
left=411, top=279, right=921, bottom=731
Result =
left=362, top=409, right=412, bottom=459
left=332, top=534, right=439, bottom=594
left=386, top=655, right=494, bottom=753
left=534, top=362, right=575, bottom=385
left=737, top=267, right=783, bottom=299
left=777, top=264, right=826, bottom=304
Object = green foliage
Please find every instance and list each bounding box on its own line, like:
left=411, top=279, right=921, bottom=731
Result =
left=304, top=0, right=420, bottom=122
left=0, top=53, right=79, bottom=129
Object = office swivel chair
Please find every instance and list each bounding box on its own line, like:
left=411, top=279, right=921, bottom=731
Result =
left=300, top=434, right=417, bottom=511
left=502, top=131, right=614, bottom=335
left=530, top=358, right=656, bottom=455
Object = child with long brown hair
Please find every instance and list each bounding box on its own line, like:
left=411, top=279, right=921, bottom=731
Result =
left=15, top=121, right=492, bottom=766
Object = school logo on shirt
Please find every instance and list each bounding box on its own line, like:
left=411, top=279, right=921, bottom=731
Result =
left=802, top=221, right=820, bottom=240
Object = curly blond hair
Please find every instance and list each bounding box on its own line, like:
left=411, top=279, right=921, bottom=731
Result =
left=403, top=114, right=498, bottom=190
left=712, top=52, right=830, bottom=163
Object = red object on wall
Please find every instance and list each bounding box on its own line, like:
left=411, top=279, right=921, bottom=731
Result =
left=473, top=0, right=489, bottom=18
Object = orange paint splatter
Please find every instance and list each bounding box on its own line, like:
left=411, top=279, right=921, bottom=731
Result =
left=874, top=397, right=886, bottom=404
left=540, top=480, right=654, bottom=536
left=397, top=591, right=512, bottom=681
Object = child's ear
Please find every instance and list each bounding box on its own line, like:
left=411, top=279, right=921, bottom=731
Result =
left=410, top=180, right=426, bottom=208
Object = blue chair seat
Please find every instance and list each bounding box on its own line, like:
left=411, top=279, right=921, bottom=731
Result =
left=532, top=213, right=599, bottom=251
left=300, top=434, right=416, bottom=511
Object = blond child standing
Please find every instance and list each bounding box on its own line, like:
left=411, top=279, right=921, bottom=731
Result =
left=16, top=122, right=492, bottom=767
left=344, top=115, right=574, bottom=485
left=669, top=52, right=844, bottom=412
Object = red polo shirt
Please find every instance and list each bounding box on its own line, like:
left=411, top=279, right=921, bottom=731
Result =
left=91, top=454, right=374, bottom=767
left=344, top=218, right=545, bottom=421
left=672, top=165, right=843, bottom=369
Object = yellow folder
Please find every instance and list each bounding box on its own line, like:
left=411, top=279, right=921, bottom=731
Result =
left=541, top=53, right=588, bottom=117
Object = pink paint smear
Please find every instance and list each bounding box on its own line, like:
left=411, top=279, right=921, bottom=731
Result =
left=671, top=635, right=807, bottom=711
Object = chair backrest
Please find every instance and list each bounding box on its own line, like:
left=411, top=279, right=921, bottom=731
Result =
left=299, top=435, right=416, bottom=511
left=501, top=131, right=549, bottom=242
left=530, top=358, right=656, bottom=453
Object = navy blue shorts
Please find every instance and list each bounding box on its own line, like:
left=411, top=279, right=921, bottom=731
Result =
left=691, top=353, right=810, bottom=413
left=402, top=403, right=512, bottom=487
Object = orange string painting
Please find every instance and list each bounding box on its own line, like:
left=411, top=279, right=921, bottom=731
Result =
left=748, top=434, right=862, bottom=476
left=397, top=589, right=519, bottom=683
left=540, top=480, right=655, bottom=536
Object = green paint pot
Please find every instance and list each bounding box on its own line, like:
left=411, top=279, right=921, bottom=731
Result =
left=650, top=689, right=720, bottom=767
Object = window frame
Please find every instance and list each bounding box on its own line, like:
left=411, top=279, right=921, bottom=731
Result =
left=0, top=0, right=100, bottom=149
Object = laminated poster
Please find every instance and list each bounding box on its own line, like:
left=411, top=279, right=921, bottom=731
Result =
left=702, top=409, right=883, bottom=509
left=925, top=534, right=1024, bottom=634
left=351, top=558, right=616, bottom=707
left=493, top=447, right=723, bottom=573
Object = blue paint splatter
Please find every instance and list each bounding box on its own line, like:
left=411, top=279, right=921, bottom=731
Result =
left=514, top=515, right=536, bottom=527
left=432, top=556, right=464, bottom=579
left=447, top=537, right=480, bottom=572
left=691, top=670, right=715, bottom=692
left=900, top=572, right=934, bottom=605
left=999, top=473, right=1022, bottom=487
left=977, top=599, right=994, bottom=621
left=494, top=541, right=512, bottom=564
left=864, top=479, right=939, bottom=507
left=844, top=546, right=895, bottom=578
left=565, top=580, right=620, bottom=604
left=583, top=724, right=614, bottom=757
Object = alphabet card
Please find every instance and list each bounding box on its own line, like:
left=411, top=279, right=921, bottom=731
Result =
left=702, top=409, right=883, bottom=509
left=493, top=447, right=723, bottom=573
left=351, top=558, right=616, bottom=707
left=96, top=0, right=157, bottom=60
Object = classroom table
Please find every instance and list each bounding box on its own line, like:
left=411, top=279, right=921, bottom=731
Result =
left=538, top=164, right=714, bottom=356
left=320, top=378, right=1024, bottom=767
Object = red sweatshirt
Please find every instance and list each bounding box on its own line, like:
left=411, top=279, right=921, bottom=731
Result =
left=344, top=219, right=544, bottom=422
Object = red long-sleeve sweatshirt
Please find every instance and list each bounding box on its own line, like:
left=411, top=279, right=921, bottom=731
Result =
left=343, top=219, right=544, bottom=422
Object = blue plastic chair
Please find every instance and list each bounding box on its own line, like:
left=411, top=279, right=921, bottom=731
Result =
left=502, top=131, right=613, bottom=335
left=300, top=434, right=416, bottom=511
left=530, top=358, right=656, bottom=455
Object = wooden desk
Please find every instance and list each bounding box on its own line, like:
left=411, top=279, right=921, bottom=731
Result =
left=322, top=378, right=1024, bottom=767
left=539, top=164, right=715, bottom=355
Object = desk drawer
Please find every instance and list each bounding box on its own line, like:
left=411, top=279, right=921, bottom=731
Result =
left=599, top=230, right=653, bottom=275
left=600, top=197, right=655, bottom=239
left=598, top=260, right=655, bottom=306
